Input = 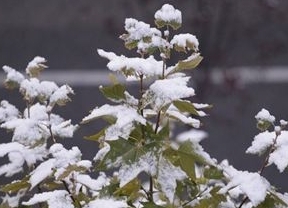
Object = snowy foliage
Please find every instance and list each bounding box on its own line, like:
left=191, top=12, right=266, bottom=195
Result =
left=1, top=3, right=288, bottom=208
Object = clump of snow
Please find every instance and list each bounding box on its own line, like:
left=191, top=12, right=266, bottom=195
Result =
left=38, top=81, right=59, bottom=100
left=166, top=107, right=200, bottom=128
left=268, top=130, right=288, bottom=172
left=20, top=78, right=41, bottom=99
left=23, top=190, right=74, bottom=208
left=29, top=159, right=55, bottom=189
left=94, top=142, right=110, bottom=161
left=154, top=4, right=182, bottom=25
left=171, top=33, right=199, bottom=51
left=0, top=142, right=47, bottom=177
left=0, top=100, right=19, bottom=123
left=177, top=129, right=208, bottom=144
left=143, top=77, right=195, bottom=111
left=84, top=198, right=127, bottom=208
left=49, top=85, right=74, bottom=105
left=219, top=163, right=270, bottom=206
left=51, top=120, right=78, bottom=138
left=82, top=104, right=146, bottom=140
left=75, top=172, right=109, bottom=191
left=3, top=65, right=25, bottom=85
left=280, top=119, right=288, bottom=126
left=98, top=49, right=163, bottom=79
left=246, top=131, right=275, bottom=155
left=124, top=18, right=161, bottom=42
left=157, top=157, right=187, bottom=203
left=1, top=189, right=26, bottom=207
left=118, top=152, right=157, bottom=187
left=26, top=56, right=47, bottom=77
left=255, top=108, right=275, bottom=123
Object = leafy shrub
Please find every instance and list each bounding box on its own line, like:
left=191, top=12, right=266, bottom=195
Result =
left=0, top=4, right=288, bottom=208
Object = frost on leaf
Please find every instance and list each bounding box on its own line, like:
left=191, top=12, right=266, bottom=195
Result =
left=98, top=49, right=163, bottom=79
left=0, top=100, right=19, bottom=123
left=219, top=163, right=270, bottom=206
left=143, top=76, right=195, bottom=111
left=23, top=190, right=74, bottom=208
left=82, top=104, right=146, bottom=140
left=154, top=4, right=182, bottom=30
left=26, top=56, right=47, bottom=77
left=84, top=198, right=127, bottom=208
left=2, top=65, right=25, bottom=89
left=157, top=157, right=187, bottom=203
left=255, top=108, right=275, bottom=131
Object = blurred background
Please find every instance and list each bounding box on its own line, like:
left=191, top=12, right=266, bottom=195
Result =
left=1, top=0, right=288, bottom=191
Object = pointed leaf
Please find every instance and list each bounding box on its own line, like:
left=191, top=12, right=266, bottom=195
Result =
left=99, top=84, right=126, bottom=101
left=173, top=100, right=199, bottom=116
left=84, top=128, right=106, bottom=141
left=1, top=177, right=30, bottom=193
left=56, top=165, right=88, bottom=180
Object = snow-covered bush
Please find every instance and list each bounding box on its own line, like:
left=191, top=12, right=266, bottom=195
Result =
left=1, top=3, right=288, bottom=208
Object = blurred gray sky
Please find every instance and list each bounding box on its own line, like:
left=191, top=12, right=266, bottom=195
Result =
left=1, top=0, right=288, bottom=69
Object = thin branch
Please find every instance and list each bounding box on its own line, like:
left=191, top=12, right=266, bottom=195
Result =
left=62, top=180, right=82, bottom=208
left=238, top=132, right=280, bottom=208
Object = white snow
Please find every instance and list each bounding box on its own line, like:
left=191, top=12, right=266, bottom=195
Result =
left=29, top=159, right=55, bottom=189
left=124, top=18, right=161, bottom=41
left=154, top=4, right=182, bottom=25
left=38, top=81, right=59, bottom=100
left=75, top=172, right=109, bottom=191
left=82, top=104, right=146, bottom=140
left=118, top=152, right=157, bottom=187
left=2, top=65, right=25, bottom=85
left=157, top=157, right=187, bottom=203
left=255, top=108, right=275, bottom=123
left=246, top=131, right=275, bottom=155
left=94, top=142, right=110, bottom=161
left=98, top=49, right=163, bottom=79
left=219, top=164, right=270, bottom=206
left=84, top=198, right=127, bottom=208
left=20, top=78, right=41, bottom=99
left=26, top=56, right=47, bottom=76
left=176, top=129, right=208, bottom=144
left=23, top=190, right=74, bottom=208
left=144, top=76, right=195, bottom=111
left=49, top=84, right=74, bottom=105
left=166, top=108, right=200, bottom=128
left=280, top=119, right=288, bottom=126
left=51, top=120, right=78, bottom=138
left=0, top=100, right=19, bottom=123
left=171, top=33, right=199, bottom=51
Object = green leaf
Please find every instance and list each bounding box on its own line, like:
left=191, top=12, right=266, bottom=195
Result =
left=257, top=120, right=272, bottom=132
left=173, top=100, right=199, bottom=116
left=194, top=187, right=226, bottom=208
left=176, top=55, right=203, bottom=71
left=97, top=138, right=136, bottom=170
left=56, top=164, right=88, bottom=180
left=1, top=177, right=30, bottom=193
left=155, top=19, right=181, bottom=30
left=256, top=192, right=288, bottom=208
left=141, top=202, right=165, bottom=208
left=84, top=128, right=106, bottom=141
left=99, top=84, right=126, bottom=101
left=203, top=166, right=224, bottom=180
left=114, top=178, right=141, bottom=199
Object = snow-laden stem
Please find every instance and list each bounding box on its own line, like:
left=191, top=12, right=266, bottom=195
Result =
left=239, top=130, right=280, bottom=208
left=62, top=180, right=82, bottom=208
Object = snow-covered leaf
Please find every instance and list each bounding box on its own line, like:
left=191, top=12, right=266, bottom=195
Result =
left=171, top=34, right=199, bottom=52
left=26, top=56, right=47, bottom=77
left=23, top=190, right=74, bottom=208
left=219, top=164, right=270, bottom=206
left=49, top=84, right=74, bottom=106
left=2, top=65, right=25, bottom=89
left=82, top=104, right=145, bottom=141
left=1, top=176, right=30, bottom=193
left=84, top=198, right=127, bottom=208
left=0, top=100, right=19, bottom=123
left=154, top=4, right=182, bottom=30
left=100, top=83, right=126, bottom=102
left=143, top=77, right=195, bottom=111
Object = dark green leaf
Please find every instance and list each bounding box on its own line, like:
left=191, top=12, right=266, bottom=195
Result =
left=99, top=84, right=126, bottom=101
left=173, top=100, right=199, bottom=116
left=84, top=128, right=106, bottom=141
left=203, top=166, right=224, bottom=180
left=56, top=164, right=88, bottom=180
left=1, top=177, right=30, bottom=193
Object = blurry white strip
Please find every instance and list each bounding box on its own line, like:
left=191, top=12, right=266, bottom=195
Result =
left=1, top=67, right=288, bottom=87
